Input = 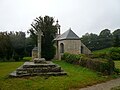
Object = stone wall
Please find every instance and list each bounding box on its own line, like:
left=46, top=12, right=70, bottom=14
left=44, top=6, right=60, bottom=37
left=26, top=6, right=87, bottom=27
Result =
left=81, top=42, right=91, bottom=54
left=57, top=40, right=81, bottom=60
left=55, top=39, right=91, bottom=60
left=32, top=48, right=38, bottom=60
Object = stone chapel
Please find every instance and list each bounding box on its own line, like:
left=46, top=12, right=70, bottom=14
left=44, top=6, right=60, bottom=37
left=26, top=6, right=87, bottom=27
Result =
left=54, top=28, right=91, bottom=60
left=32, top=21, right=91, bottom=60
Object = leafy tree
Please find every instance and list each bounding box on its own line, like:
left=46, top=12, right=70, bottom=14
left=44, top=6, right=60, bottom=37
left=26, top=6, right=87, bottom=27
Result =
left=81, top=33, right=99, bottom=51
left=0, top=32, right=13, bottom=60
left=25, top=37, right=35, bottom=56
left=9, top=31, right=26, bottom=60
left=81, top=29, right=113, bottom=51
left=29, top=16, right=57, bottom=60
left=98, top=29, right=113, bottom=49
left=113, top=29, right=120, bottom=47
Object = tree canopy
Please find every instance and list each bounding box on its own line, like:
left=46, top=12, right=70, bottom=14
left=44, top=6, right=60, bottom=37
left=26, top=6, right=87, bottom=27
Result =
left=29, top=16, right=57, bottom=60
left=81, top=29, right=120, bottom=51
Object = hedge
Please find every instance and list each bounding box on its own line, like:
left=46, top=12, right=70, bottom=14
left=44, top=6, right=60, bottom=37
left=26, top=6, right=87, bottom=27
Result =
left=62, top=53, right=115, bottom=75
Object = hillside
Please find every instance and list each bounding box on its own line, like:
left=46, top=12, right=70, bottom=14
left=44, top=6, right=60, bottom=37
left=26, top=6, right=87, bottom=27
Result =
left=92, top=47, right=120, bottom=61
left=92, top=47, right=120, bottom=54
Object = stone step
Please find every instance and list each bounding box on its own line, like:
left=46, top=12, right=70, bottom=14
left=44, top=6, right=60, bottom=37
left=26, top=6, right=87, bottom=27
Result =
left=10, top=71, right=67, bottom=77
left=9, top=61, right=67, bottom=77
left=16, top=67, right=62, bottom=74
left=22, top=62, right=57, bottom=68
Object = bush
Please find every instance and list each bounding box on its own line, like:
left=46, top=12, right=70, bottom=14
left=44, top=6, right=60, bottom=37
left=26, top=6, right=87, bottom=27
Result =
left=108, top=47, right=120, bottom=60
left=80, top=56, right=115, bottom=75
left=90, top=53, right=107, bottom=59
left=61, top=53, right=81, bottom=64
left=62, top=53, right=115, bottom=75
left=114, top=68, right=120, bottom=75
left=22, top=57, right=32, bottom=61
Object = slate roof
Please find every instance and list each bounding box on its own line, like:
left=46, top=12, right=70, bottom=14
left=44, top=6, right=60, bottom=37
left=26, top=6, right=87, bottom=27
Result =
left=54, top=28, right=80, bottom=40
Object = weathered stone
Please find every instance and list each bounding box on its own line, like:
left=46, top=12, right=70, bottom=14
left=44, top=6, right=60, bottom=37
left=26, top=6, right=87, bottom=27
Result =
left=33, top=58, right=46, bottom=64
left=54, top=29, right=91, bottom=60
left=10, top=60, right=67, bottom=77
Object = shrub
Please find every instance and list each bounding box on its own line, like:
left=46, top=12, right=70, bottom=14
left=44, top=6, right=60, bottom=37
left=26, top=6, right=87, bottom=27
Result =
left=108, top=47, right=120, bottom=60
left=79, top=56, right=114, bottom=75
left=90, top=53, right=107, bottom=59
left=61, top=52, right=81, bottom=64
left=22, top=57, right=32, bottom=61
left=114, top=68, right=120, bottom=75
left=62, top=53, right=115, bottom=75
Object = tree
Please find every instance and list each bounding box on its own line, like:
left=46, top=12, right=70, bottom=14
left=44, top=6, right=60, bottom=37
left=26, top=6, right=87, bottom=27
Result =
left=9, top=31, right=26, bottom=60
left=81, top=33, right=99, bottom=51
left=0, top=32, right=13, bottom=60
left=113, top=29, right=120, bottom=47
left=98, top=29, right=113, bottom=49
left=29, top=16, right=57, bottom=60
left=25, top=37, right=35, bottom=56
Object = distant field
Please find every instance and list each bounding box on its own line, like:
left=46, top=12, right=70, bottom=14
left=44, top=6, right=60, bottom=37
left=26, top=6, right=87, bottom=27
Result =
left=0, top=61, right=111, bottom=90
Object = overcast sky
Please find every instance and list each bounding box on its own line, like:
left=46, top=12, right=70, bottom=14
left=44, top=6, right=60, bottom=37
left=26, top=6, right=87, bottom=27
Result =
left=0, top=0, right=120, bottom=37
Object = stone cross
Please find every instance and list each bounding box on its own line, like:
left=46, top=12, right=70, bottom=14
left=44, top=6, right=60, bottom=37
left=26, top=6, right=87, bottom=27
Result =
left=38, top=29, right=42, bottom=59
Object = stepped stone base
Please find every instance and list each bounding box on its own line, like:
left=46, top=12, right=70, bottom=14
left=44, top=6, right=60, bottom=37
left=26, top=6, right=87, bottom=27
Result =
left=10, top=58, right=67, bottom=77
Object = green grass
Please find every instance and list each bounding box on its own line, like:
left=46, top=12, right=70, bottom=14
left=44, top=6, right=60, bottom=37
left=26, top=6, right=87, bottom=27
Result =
left=114, top=61, right=120, bottom=69
left=0, top=60, right=112, bottom=90
left=92, top=47, right=120, bottom=54
left=92, top=48, right=111, bottom=54
left=23, top=57, right=32, bottom=61
left=111, top=61, right=120, bottom=90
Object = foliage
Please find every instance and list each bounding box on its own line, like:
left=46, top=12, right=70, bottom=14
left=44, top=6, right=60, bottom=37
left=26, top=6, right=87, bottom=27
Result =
left=9, top=31, right=26, bottom=61
left=61, top=52, right=81, bottom=64
left=25, top=37, right=35, bottom=56
left=111, top=62, right=120, bottom=90
left=92, top=47, right=120, bottom=60
left=81, top=33, right=99, bottom=51
left=113, top=35, right=120, bottom=47
left=108, top=47, right=120, bottom=60
left=29, top=16, right=57, bottom=60
left=0, top=61, right=111, bottom=90
left=111, top=29, right=120, bottom=47
left=80, top=56, right=115, bottom=75
left=98, top=29, right=113, bottom=49
left=22, top=57, right=32, bottom=61
left=0, top=32, right=13, bottom=60
left=0, top=31, right=31, bottom=61
left=114, top=61, right=120, bottom=69
left=62, top=53, right=115, bottom=75
left=81, top=29, right=120, bottom=51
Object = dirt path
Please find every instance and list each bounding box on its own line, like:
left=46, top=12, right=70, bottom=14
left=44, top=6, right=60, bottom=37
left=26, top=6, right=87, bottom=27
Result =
left=80, top=78, right=120, bottom=90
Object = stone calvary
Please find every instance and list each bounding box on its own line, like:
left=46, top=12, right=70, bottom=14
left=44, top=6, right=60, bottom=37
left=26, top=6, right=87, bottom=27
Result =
left=10, top=21, right=67, bottom=77
left=10, top=20, right=91, bottom=77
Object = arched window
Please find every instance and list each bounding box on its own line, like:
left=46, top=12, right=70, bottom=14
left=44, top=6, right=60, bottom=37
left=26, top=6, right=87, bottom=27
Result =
left=60, top=43, right=64, bottom=53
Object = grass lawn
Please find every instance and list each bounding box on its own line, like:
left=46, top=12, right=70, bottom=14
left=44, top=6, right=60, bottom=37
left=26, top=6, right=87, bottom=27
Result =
left=114, top=61, right=120, bottom=69
left=111, top=61, right=120, bottom=90
left=92, top=48, right=111, bottom=54
left=0, top=61, right=115, bottom=90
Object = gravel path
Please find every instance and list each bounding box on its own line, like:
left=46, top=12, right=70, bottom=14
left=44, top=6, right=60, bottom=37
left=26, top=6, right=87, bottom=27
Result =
left=80, top=78, right=120, bottom=90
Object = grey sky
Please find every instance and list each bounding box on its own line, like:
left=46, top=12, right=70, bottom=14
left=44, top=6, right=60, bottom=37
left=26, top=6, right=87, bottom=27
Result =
left=0, top=0, right=120, bottom=37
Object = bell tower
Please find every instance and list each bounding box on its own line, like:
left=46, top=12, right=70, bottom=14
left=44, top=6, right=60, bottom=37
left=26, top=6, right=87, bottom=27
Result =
left=55, top=20, right=61, bottom=36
